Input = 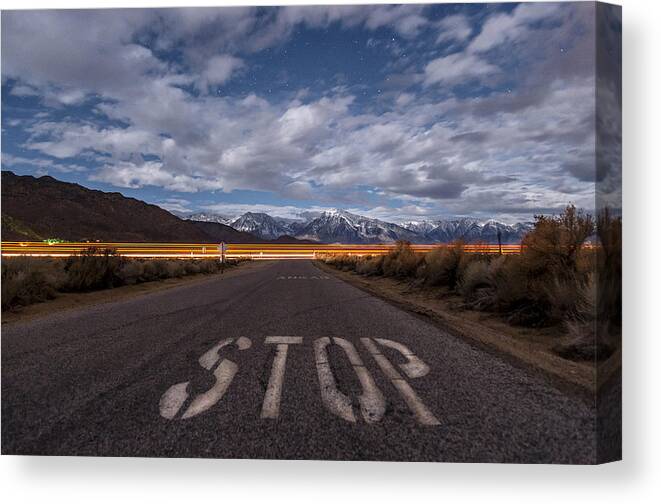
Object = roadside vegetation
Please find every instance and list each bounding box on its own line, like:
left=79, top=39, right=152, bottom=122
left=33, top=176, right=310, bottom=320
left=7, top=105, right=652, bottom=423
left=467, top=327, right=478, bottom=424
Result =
left=323, top=206, right=622, bottom=363
left=1, top=247, right=243, bottom=311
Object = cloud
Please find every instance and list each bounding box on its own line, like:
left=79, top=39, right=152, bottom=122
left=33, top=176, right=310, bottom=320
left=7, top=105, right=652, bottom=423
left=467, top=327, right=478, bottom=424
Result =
left=90, top=160, right=225, bottom=193
left=281, top=180, right=314, bottom=199
left=467, top=3, right=562, bottom=53
left=10, top=81, right=87, bottom=107
left=1, top=4, right=604, bottom=222
left=24, top=122, right=160, bottom=159
left=199, top=55, right=244, bottom=91
left=424, top=52, right=499, bottom=86
left=395, top=93, right=415, bottom=107
left=277, top=96, right=354, bottom=144
left=9, top=83, right=39, bottom=97
left=364, top=5, right=429, bottom=38
left=154, top=197, right=194, bottom=214
left=1, top=10, right=164, bottom=100
left=146, top=5, right=431, bottom=58
left=199, top=202, right=329, bottom=221
left=1, top=153, right=87, bottom=173
left=436, top=14, right=472, bottom=44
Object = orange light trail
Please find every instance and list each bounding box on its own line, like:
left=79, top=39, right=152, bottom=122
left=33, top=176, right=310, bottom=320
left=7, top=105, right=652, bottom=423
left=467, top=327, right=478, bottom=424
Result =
left=0, top=241, right=523, bottom=259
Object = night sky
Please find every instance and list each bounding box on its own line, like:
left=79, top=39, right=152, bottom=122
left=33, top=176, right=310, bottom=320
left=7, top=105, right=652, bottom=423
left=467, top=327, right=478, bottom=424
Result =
left=1, top=3, right=609, bottom=223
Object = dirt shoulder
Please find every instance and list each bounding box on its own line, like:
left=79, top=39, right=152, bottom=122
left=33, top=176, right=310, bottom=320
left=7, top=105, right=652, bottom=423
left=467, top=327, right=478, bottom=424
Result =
left=1, top=260, right=269, bottom=326
left=317, top=261, right=617, bottom=399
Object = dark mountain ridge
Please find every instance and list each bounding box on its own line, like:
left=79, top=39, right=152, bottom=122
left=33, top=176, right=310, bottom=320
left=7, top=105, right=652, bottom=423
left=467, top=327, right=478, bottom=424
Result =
left=0, top=171, right=305, bottom=244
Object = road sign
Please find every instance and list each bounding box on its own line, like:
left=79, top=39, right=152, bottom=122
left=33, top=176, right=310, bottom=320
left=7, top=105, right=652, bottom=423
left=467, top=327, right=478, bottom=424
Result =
left=218, top=242, right=226, bottom=263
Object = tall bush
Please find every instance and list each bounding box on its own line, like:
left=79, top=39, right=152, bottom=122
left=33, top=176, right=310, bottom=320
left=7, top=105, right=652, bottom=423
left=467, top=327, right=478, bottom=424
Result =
left=64, top=247, right=124, bottom=291
left=416, top=242, right=464, bottom=288
left=382, top=241, right=422, bottom=278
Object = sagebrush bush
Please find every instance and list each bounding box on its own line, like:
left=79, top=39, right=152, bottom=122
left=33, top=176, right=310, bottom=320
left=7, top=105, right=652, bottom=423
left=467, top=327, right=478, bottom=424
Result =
left=517, top=206, right=595, bottom=325
left=198, top=260, right=218, bottom=274
left=117, top=260, right=145, bottom=285
left=321, top=206, right=620, bottom=359
left=1, top=252, right=243, bottom=311
left=155, top=260, right=186, bottom=279
left=487, top=256, right=529, bottom=313
left=355, top=255, right=384, bottom=276
left=64, top=247, right=125, bottom=291
left=596, top=208, right=622, bottom=329
left=521, top=205, right=594, bottom=279
left=457, top=260, right=490, bottom=301
left=327, top=254, right=360, bottom=271
left=382, top=241, right=422, bottom=278
left=543, top=274, right=586, bottom=322
left=184, top=262, right=201, bottom=275
left=416, top=242, right=464, bottom=288
left=1, top=257, right=66, bottom=310
left=323, top=206, right=613, bottom=330
left=555, top=273, right=614, bottom=360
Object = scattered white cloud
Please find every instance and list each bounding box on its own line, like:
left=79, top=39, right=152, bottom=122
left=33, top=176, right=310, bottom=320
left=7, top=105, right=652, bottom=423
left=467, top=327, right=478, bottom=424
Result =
left=424, top=52, right=499, bottom=86
left=154, top=197, right=194, bottom=214
left=89, top=160, right=225, bottom=193
left=199, top=55, right=244, bottom=91
left=1, top=3, right=608, bottom=221
left=467, top=3, right=562, bottom=53
left=199, top=202, right=329, bottom=221
left=2, top=153, right=87, bottom=173
left=436, top=14, right=472, bottom=45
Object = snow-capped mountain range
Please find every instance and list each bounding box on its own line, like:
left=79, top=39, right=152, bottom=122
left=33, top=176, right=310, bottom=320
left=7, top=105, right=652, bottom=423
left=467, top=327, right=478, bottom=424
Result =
left=185, top=212, right=234, bottom=226
left=400, top=218, right=533, bottom=244
left=229, top=212, right=294, bottom=239
left=183, top=209, right=533, bottom=244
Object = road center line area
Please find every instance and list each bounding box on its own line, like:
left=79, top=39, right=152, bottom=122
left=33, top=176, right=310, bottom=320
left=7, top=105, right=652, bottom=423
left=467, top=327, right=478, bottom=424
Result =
left=1, top=260, right=597, bottom=462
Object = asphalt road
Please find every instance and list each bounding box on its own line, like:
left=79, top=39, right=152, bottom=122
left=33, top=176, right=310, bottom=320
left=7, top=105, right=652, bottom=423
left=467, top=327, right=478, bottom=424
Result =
left=1, top=260, right=597, bottom=463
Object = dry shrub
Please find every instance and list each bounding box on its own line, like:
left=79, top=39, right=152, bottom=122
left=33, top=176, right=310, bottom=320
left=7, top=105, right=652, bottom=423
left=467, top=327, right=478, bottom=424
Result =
left=117, top=260, right=144, bottom=285
left=356, top=255, right=384, bottom=276
left=141, top=260, right=159, bottom=281
left=487, top=255, right=532, bottom=318
left=198, top=259, right=219, bottom=274
left=184, top=262, right=201, bottom=275
left=555, top=321, right=613, bottom=361
left=522, top=205, right=594, bottom=279
left=1, top=257, right=66, bottom=310
left=596, top=208, right=622, bottom=330
left=457, top=260, right=490, bottom=301
left=1, top=253, right=239, bottom=311
left=154, top=260, right=186, bottom=279
left=493, top=205, right=596, bottom=327
left=328, top=254, right=360, bottom=272
left=542, top=273, right=592, bottom=322
left=64, top=247, right=124, bottom=291
left=382, top=241, right=422, bottom=278
left=554, top=275, right=614, bottom=361
left=416, top=242, right=464, bottom=288
left=320, top=206, right=612, bottom=335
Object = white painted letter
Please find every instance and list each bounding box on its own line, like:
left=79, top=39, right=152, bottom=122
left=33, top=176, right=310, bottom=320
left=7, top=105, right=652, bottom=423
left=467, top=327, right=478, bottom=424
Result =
left=374, top=338, right=430, bottom=378
left=261, top=337, right=303, bottom=419
left=361, top=338, right=439, bottom=426
left=314, top=337, right=385, bottom=423
left=159, top=337, right=252, bottom=420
